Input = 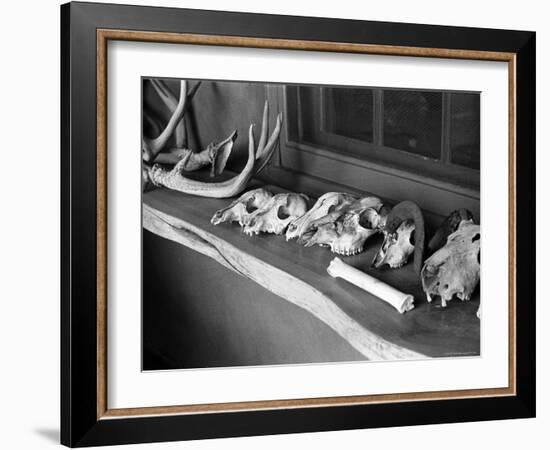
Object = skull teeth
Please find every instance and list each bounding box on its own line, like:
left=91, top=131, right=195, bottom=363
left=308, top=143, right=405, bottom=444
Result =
left=333, top=247, right=362, bottom=256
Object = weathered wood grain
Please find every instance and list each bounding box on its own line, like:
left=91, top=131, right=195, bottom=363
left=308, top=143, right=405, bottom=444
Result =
left=144, top=203, right=423, bottom=360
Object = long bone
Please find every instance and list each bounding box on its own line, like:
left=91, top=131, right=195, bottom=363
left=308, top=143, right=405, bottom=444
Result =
left=328, top=258, right=415, bottom=313
left=147, top=88, right=282, bottom=198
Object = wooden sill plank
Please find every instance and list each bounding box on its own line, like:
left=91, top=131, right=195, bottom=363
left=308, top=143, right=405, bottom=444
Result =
left=143, top=187, right=480, bottom=359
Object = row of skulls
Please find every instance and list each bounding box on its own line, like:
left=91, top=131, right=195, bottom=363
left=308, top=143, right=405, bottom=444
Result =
left=211, top=188, right=480, bottom=315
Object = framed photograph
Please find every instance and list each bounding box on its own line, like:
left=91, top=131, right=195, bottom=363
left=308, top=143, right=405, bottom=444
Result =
left=61, top=1, right=535, bottom=447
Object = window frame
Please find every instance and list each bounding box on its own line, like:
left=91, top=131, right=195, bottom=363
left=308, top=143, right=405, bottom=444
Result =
left=290, top=85, right=480, bottom=190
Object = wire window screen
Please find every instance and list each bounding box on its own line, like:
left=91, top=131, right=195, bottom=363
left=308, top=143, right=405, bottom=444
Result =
left=322, top=88, right=374, bottom=143
left=450, top=93, right=480, bottom=170
left=382, top=90, right=443, bottom=160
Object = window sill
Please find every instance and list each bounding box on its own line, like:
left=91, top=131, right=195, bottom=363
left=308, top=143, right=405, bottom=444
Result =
left=286, top=140, right=480, bottom=199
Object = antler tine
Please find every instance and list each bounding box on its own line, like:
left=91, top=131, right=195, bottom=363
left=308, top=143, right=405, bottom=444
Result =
left=151, top=79, right=202, bottom=107
left=149, top=80, right=203, bottom=151
left=188, top=81, right=202, bottom=99
left=143, top=109, right=162, bottom=138
left=256, top=100, right=269, bottom=157
left=254, top=113, right=282, bottom=174
left=150, top=79, right=177, bottom=109
left=149, top=79, right=186, bottom=149
left=142, top=80, right=188, bottom=162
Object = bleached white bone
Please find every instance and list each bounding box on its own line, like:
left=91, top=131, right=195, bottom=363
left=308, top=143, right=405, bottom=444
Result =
left=327, top=257, right=415, bottom=314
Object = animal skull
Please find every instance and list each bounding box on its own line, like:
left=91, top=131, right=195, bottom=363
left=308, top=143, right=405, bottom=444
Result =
left=421, top=221, right=480, bottom=308
left=428, top=208, right=474, bottom=253
left=243, top=193, right=309, bottom=236
left=297, top=196, right=383, bottom=245
left=372, top=219, right=416, bottom=269
left=285, top=192, right=358, bottom=241
left=211, top=188, right=273, bottom=226
left=304, top=206, right=386, bottom=256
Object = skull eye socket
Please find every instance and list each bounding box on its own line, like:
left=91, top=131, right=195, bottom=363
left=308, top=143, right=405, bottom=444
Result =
left=277, top=206, right=290, bottom=220
left=409, top=229, right=416, bottom=246
left=358, top=209, right=377, bottom=229
left=245, top=198, right=258, bottom=213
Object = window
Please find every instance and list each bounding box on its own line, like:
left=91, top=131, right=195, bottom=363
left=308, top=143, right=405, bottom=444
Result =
left=286, top=85, right=480, bottom=191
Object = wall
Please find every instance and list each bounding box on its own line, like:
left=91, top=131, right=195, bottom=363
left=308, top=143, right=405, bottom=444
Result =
left=1, top=1, right=547, bottom=450
left=142, top=231, right=363, bottom=369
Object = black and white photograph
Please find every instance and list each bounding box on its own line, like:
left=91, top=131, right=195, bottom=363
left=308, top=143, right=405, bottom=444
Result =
left=141, top=77, right=481, bottom=370
left=0, top=0, right=542, bottom=447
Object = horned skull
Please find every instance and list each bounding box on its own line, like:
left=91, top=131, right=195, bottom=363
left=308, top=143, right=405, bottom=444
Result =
left=285, top=192, right=358, bottom=241
left=211, top=188, right=273, bottom=226
left=243, top=193, right=309, bottom=236
left=428, top=208, right=474, bottom=253
left=372, top=219, right=416, bottom=269
left=371, top=201, right=425, bottom=273
left=421, top=220, right=480, bottom=308
left=304, top=205, right=387, bottom=256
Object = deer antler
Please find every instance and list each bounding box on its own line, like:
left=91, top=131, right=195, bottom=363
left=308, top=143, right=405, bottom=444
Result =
left=149, top=103, right=282, bottom=198
left=149, top=79, right=202, bottom=149
left=143, top=79, right=205, bottom=163
left=143, top=79, right=237, bottom=179
left=143, top=78, right=282, bottom=198
left=142, top=80, right=188, bottom=163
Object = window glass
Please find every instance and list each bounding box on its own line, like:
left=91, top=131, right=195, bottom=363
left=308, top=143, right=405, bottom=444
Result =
left=450, top=93, right=480, bottom=170
left=383, top=90, right=442, bottom=160
left=322, top=88, right=374, bottom=142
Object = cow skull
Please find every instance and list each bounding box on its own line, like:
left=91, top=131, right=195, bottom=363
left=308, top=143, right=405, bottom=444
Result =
left=243, top=193, right=309, bottom=236
left=211, top=188, right=274, bottom=226
left=421, top=220, right=480, bottom=308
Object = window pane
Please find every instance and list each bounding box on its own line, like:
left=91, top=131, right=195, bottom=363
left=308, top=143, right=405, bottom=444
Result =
left=450, top=93, right=480, bottom=170
left=322, top=88, right=373, bottom=142
left=383, top=90, right=442, bottom=160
